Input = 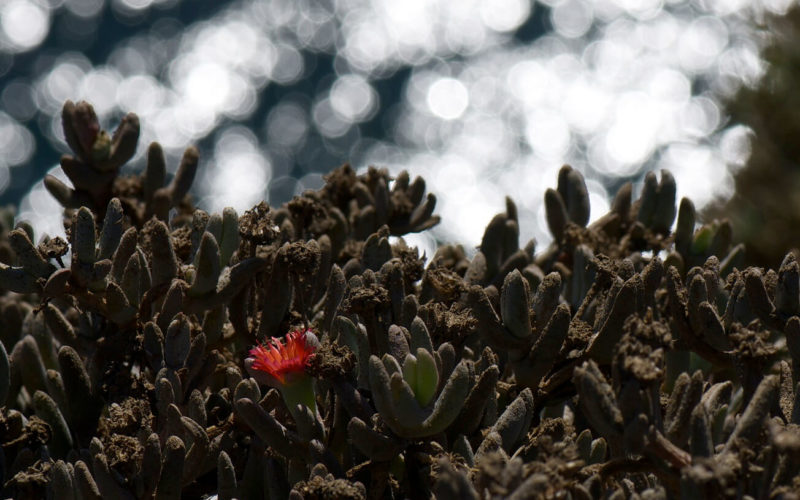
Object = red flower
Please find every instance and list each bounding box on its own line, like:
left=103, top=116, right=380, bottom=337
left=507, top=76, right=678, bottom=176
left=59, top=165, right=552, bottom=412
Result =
left=248, top=330, right=316, bottom=384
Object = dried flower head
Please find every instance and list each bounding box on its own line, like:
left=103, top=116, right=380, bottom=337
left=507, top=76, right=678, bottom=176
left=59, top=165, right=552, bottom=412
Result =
left=247, top=329, right=317, bottom=385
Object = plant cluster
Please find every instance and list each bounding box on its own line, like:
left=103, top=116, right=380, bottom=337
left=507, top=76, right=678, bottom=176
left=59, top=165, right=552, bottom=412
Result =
left=1, top=101, right=800, bottom=499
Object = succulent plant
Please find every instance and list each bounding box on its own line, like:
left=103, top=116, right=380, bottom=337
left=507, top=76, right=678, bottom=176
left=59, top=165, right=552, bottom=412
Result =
left=366, top=351, right=469, bottom=439
left=4, top=98, right=800, bottom=499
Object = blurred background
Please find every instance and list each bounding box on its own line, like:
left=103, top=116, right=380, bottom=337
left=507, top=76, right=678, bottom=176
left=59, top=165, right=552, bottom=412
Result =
left=0, top=0, right=793, bottom=263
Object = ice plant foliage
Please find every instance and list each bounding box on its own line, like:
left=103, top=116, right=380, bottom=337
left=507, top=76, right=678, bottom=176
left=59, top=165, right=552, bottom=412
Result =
left=248, top=329, right=316, bottom=384
left=14, top=99, right=800, bottom=498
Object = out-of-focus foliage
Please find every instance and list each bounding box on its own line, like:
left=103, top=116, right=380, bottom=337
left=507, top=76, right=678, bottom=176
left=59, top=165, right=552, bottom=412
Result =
left=709, top=5, right=800, bottom=268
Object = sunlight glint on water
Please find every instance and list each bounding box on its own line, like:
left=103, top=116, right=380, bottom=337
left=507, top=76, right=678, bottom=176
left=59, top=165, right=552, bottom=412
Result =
left=0, top=0, right=783, bottom=254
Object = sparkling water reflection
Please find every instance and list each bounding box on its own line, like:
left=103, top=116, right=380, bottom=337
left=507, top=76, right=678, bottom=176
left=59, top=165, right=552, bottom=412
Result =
left=0, top=0, right=787, bottom=257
